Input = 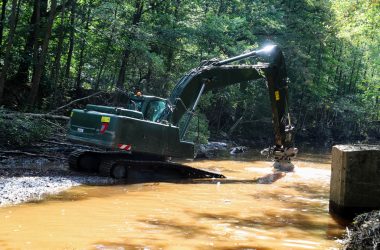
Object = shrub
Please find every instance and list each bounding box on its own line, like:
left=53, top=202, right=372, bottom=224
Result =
left=0, top=114, right=53, bottom=148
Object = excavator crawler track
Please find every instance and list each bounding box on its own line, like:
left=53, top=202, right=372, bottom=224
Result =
left=99, top=158, right=225, bottom=180
left=68, top=149, right=87, bottom=171
left=68, top=150, right=225, bottom=180
left=98, top=159, right=114, bottom=177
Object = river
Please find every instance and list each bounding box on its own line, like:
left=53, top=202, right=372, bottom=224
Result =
left=0, top=151, right=345, bottom=249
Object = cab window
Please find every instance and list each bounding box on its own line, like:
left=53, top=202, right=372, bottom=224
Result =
left=126, top=99, right=143, bottom=111
left=145, top=100, right=166, bottom=122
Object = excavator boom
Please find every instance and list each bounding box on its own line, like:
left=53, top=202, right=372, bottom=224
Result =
left=165, top=45, right=294, bottom=147
left=163, top=45, right=297, bottom=169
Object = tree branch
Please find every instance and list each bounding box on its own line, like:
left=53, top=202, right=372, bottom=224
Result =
left=47, top=90, right=104, bottom=114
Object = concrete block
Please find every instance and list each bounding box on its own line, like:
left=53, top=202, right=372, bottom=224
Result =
left=329, top=144, right=380, bottom=218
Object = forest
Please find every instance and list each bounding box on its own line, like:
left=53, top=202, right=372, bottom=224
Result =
left=0, top=0, right=379, bottom=146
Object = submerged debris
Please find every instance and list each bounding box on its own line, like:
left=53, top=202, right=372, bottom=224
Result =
left=342, top=210, right=380, bottom=250
left=254, top=172, right=286, bottom=184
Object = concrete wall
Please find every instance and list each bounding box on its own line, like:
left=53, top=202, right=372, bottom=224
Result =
left=329, top=144, right=380, bottom=218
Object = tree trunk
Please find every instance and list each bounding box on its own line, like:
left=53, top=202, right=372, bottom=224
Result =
left=218, top=0, right=225, bottom=15
left=348, top=54, right=357, bottom=93
left=13, top=0, right=48, bottom=85
left=14, top=0, right=21, bottom=26
left=94, top=5, right=118, bottom=91
left=0, top=0, right=18, bottom=104
left=113, top=0, right=144, bottom=104
left=164, top=0, right=180, bottom=74
left=51, top=2, right=66, bottom=99
left=336, top=68, right=343, bottom=96
left=115, top=0, right=144, bottom=91
left=0, top=0, right=8, bottom=48
left=115, top=49, right=131, bottom=91
left=64, top=0, right=75, bottom=81
left=75, top=4, right=91, bottom=95
left=51, top=4, right=66, bottom=81
left=27, top=0, right=57, bottom=107
left=94, top=45, right=111, bottom=91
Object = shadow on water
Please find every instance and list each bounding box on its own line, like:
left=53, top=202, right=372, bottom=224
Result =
left=194, top=209, right=343, bottom=239
left=26, top=190, right=90, bottom=204
left=207, top=247, right=272, bottom=250
left=0, top=241, right=9, bottom=249
left=93, top=216, right=273, bottom=250
left=112, top=170, right=287, bottom=185
left=280, top=183, right=330, bottom=200
left=94, top=208, right=338, bottom=249
left=141, top=218, right=211, bottom=239
left=24, top=171, right=288, bottom=206
left=92, top=242, right=167, bottom=250
left=94, top=238, right=271, bottom=250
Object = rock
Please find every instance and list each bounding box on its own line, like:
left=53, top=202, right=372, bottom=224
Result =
left=229, top=146, right=248, bottom=155
left=196, top=141, right=228, bottom=158
left=196, top=141, right=249, bottom=158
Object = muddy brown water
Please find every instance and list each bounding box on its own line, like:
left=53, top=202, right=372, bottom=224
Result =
left=0, top=152, right=345, bottom=249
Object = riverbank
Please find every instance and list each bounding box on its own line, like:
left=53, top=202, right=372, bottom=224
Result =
left=0, top=157, right=114, bottom=207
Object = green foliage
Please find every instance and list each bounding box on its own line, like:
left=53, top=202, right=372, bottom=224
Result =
left=179, top=113, right=210, bottom=144
left=0, top=114, right=53, bottom=148
left=0, top=0, right=378, bottom=144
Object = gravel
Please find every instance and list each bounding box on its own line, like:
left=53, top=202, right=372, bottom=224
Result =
left=0, top=157, right=114, bottom=207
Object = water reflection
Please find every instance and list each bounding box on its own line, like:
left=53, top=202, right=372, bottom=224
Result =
left=0, top=153, right=344, bottom=249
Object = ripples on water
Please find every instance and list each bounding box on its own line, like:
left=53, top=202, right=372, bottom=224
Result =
left=0, top=152, right=345, bottom=249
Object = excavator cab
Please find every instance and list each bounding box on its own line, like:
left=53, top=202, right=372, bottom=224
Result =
left=125, top=94, right=167, bottom=122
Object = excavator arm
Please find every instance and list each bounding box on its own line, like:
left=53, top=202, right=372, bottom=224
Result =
left=167, top=65, right=263, bottom=125
left=161, top=45, right=297, bottom=169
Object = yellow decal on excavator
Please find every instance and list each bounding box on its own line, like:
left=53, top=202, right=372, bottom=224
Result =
left=101, top=116, right=111, bottom=123
left=70, top=111, right=73, bottom=117
left=275, top=91, right=280, bottom=101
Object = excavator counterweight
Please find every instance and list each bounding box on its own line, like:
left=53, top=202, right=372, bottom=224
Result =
left=67, top=45, right=297, bottom=179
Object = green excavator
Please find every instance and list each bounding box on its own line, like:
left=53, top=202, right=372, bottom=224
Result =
left=67, top=45, right=298, bottom=180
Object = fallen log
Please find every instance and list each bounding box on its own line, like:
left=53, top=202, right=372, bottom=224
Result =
left=0, top=112, right=69, bottom=120
left=0, top=150, right=66, bottom=160
left=41, top=140, right=93, bottom=150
